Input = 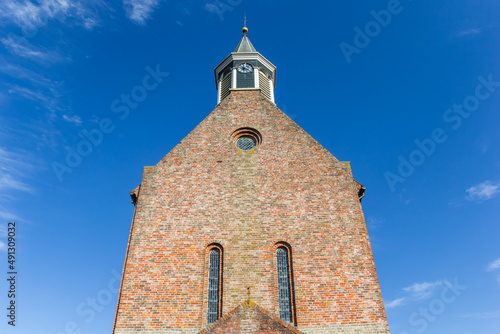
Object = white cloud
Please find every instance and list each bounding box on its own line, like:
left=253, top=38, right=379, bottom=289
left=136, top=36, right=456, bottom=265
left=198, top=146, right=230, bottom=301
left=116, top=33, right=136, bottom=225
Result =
left=2, top=36, right=43, bottom=58
left=123, top=0, right=162, bottom=25
left=82, top=16, right=97, bottom=29
left=0, top=147, right=35, bottom=198
left=0, top=60, right=53, bottom=87
left=0, top=59, right=64, bottom=115
left=0, top=0, right=99, bottom=30
left=1, top=35, right=64, bottom=63
left=0, top=147, right=33, bottom=177
left=384, top=280, right=445, bottom=309
left=457, top=310, right=500, bottom=319
left=457, top=28, right=481, bottom=37
left=487, top=258, right=500, bottom=272
left=0, top=208, right=23, bottom=253
left=7, top=84, right=56, bottom=108
left=385, top=297, right=406, bottom=309
left=0, top=224, right=5, bottom=251
left=0, top=174, right=33, bottom=193
left=402, top=281, right=443, bottom=300
left=0, top=209, right=20, bottom=223
left=62, top=114, right=82, bottom=125
left=366, top=216, right=383, bottom=229
left=7, top=85, right=43, bottom=101
left=466, top=181, right=500, bottom=201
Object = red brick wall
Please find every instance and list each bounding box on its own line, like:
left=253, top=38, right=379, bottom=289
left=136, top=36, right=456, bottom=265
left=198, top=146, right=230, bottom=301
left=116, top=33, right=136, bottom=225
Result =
left=113, top=90, right=389, bottom=333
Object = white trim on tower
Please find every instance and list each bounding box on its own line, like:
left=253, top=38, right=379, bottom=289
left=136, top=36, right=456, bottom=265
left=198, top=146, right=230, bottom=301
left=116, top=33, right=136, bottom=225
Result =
left=231, top=68, right=237, bottom=89
left=254, top=67, right=259, bottom=89
left=217, top=79, right=221, bottom=104
left=270, top=80, right=275, bottom=103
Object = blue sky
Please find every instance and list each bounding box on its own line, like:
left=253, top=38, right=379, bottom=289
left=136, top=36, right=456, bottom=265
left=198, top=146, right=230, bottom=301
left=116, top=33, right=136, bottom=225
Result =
left=0, top=0, right=499, bottom=333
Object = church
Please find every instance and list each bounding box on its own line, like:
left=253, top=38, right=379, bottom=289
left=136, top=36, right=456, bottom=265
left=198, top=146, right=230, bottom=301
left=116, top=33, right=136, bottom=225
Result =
left=112, top=26, right=390, bottom=334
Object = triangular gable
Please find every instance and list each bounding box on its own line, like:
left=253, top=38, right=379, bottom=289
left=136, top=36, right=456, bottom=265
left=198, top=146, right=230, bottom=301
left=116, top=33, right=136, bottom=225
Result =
left=198, top=300, right=304, bottom=334
left=156, top=91, right=340, bottom=169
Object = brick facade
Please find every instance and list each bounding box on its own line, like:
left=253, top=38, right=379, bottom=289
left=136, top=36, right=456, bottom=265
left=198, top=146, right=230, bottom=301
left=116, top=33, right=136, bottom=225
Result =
left=112, top=90, right=389, bottom=333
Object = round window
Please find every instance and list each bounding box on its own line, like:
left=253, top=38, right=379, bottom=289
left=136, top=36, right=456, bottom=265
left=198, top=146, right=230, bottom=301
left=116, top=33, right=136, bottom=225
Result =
left=236, top=136, right=257, bottom=150
left=230, top=127, right=262, bottom=150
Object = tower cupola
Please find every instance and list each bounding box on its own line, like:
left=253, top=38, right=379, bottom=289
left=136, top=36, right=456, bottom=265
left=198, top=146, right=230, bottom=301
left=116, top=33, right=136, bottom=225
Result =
left=214, top=26, right=276, bottom=104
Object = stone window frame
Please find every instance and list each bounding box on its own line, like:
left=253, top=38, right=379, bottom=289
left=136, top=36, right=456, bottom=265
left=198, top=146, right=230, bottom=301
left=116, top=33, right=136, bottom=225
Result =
left=273, top=241, right=297, bottom=325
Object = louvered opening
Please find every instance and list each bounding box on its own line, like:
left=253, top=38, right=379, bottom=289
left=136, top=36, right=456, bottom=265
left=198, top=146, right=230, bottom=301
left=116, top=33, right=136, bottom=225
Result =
left=220, top=73, right=232, bottom=102
left=259, top=70, right=272, bottom=101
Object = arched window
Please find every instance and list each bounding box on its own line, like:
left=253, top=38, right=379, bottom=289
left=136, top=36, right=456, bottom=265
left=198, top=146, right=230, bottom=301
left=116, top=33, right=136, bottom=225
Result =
left=207, top=247, right=222, bottom=324
left=276, top=246, right=293, bottom=323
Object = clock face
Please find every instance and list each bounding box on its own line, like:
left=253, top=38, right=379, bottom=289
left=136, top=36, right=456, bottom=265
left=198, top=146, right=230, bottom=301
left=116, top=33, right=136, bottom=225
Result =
left=237, top=63, right=253, bottom=74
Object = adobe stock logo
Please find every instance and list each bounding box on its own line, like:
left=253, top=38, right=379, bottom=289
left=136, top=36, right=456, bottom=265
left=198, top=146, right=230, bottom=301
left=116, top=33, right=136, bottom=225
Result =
left=385, top=74, right=499, bottom=192
left=48, top=270, right=121, bottom=334
left=51, top=64, right=169, bottom=182
left=399, top=278, right=467, bottom=334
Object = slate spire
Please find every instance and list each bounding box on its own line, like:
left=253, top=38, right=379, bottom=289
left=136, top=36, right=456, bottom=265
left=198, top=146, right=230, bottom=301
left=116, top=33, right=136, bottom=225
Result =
left=234, top=27, right=257, bottom=53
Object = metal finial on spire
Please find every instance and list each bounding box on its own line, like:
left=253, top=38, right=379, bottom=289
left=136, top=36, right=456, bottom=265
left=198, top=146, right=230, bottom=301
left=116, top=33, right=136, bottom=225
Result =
left=242, top=14, right=248, bottom=34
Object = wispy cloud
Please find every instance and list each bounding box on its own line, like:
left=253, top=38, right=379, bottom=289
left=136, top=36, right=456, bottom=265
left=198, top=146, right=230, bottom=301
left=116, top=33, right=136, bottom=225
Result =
left=385, top=280, right=444, bottom=309
left=62, top=114, right=82, bottom=125
left=487, top=258, right=500, bottom=272
left=457, top=28, right=482, bottom=37
left=7, top=84, right=47, bottom=101
left=6, top=84, right=60, bottom=112
left=123, top=0, right=162, bottom=25
left=466, top=181, right=500, bottom=201
left=457, top=310, right=500, bottom=319
left=0, top=174, right=33, bottom=193
left=366, top=216, right=383, bottom=229
left=0, top=207, right=24, bottom=252
left=486, top=258, right=500, bottom=283
left=0, top=59, right=65, bottom=115
left=0, top=146, right=36, bottom=199
left=0, top=0, right=99, bottom=30
left=1, top=35, right=65, bottom=64
left=385, top=297, right=406, bottom=309
left=0, top=224, right=6, bottom=251
left=0, top=146, right=34, bottom=177
left=403, top=281, right=443, bottom=300
left=0, top=61, right=54, bottom=87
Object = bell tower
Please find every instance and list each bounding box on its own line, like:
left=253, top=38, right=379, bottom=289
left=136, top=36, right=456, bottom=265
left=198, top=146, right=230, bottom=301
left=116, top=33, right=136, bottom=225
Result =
left=113, top=26, right=389, bottom=334
left=214, top=27, right=276, bottom=104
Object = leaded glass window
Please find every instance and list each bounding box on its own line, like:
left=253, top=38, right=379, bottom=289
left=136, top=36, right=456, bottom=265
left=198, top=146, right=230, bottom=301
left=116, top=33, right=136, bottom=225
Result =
left=236, top=136, right=256, bottom=150
left=277, top=247, right=293, bottom=323
left=207, top=248, right=221, bottom=324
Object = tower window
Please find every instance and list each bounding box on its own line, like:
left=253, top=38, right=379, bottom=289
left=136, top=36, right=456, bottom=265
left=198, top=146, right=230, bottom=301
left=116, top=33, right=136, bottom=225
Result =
left=207, top=247, right=222, bottom=324
left=276, top=246, right=293, bottom=323
left=236, top=136, right=257, bottom=150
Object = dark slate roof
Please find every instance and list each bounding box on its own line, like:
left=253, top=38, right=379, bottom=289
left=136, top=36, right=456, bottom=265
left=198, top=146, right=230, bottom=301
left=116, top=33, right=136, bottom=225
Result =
left=234, top=34, right=257, bottom=53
